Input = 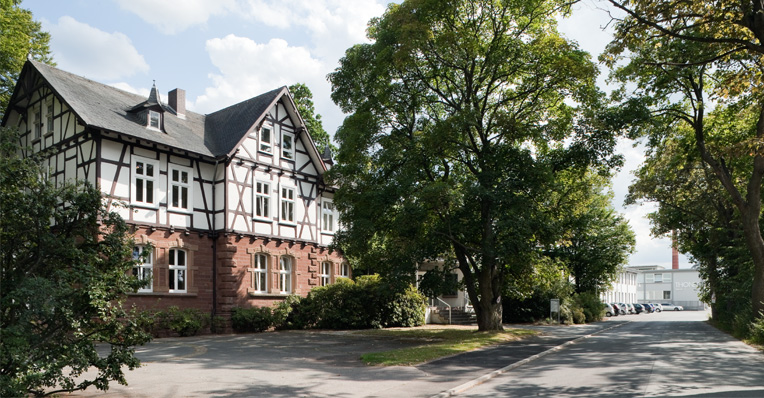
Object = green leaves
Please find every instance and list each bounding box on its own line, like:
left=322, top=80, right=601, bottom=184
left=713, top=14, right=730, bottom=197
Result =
left=0, top=127, right=151, bottom=397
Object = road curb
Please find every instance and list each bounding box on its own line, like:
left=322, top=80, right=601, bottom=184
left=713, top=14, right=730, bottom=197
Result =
left=429, top=320, right=632, bottom=398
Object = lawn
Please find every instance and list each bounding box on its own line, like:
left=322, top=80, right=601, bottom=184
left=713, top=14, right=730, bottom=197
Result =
left=354, top=325, right=538, bottom=366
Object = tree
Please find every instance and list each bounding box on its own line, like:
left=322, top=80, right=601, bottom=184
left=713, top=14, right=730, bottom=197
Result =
left=0, top=0, right=53, bottom=119
left=328, top=0, right=616, bottom=330
left=288, top=83, right=335, bottom=155
left=0, top=127, right=151, bottom=397
left=603, top=0, right=764, bottom=318
left=548, top=171, right=635, bottom=294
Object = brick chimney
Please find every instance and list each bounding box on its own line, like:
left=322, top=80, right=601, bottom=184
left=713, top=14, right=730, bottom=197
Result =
left=168, top=88, right=185, bottom=119
left=672, top=230, right=679, bottom=269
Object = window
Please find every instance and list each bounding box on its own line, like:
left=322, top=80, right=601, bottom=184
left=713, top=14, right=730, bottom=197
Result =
left=339, top=263, right=350, bottom=278
left=259, top=126, right=272, bottom=153
left=132, top=157, right=158, bottom=206
left=281, top=186, right=295, bottom=223
left=168, top=249, right=187, bottom=293
left=655, top=273, right=663, bottom=283
left=46, top=101, right=54, bottom=134
left=444, top=273, right=458, bottom=296
left=320, top=262, right=331, bottom=286
left=281, top=132, right=294, bottom=160
left=169, top=165, right=192, bottom=211
left=322, top=199, right=335, bottom=232
left=645, top=273, right=655, bottom=283
left=663, top=291, right=671, bottom=300
left=33, top=109, right=41, bottom=140
left=132, top=246, right=153, bottom=293
left=255, top=181, right=270, bottom=219
left=253, top=253, right=268, bottom=293
left=148, top=110, right=161, bottom=130
left=279, top=257, right=292, bottom=294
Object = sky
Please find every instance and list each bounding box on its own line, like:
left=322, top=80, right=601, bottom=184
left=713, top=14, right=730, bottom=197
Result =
left=23, top=0, right=691, bottom=269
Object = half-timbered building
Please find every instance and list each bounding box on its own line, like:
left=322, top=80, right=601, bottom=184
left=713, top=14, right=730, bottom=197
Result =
left=1, top=60, right=347, bottom=325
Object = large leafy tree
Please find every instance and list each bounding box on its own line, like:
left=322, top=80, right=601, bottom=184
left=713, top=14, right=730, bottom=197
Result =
left=288, top=83, right=336, bottom=155
left=0, top=0, right=53, bottom=119
left=548, top=171, right=635, bottom=294
left=603, top=0, right=764, bottom=318
left=328, top=0, right=616, bottom=330
left=0, top=127, right=151, bottom=397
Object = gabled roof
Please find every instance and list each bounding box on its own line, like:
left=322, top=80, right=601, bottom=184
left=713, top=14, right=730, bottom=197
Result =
left=12, top=60, right=326, bottom=166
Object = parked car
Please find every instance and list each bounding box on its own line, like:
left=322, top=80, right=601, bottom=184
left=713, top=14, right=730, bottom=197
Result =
left=661, top=303, right=684, bottom=311
left=651, top=303, right=663, bottom=312
left=603, top=303, right=616, bottom=317
left=632, top=303, right=644, bottom=314
left=619, top=303, right=633, bottom=314
left=612, top=303, right=626, bottom=315
left=642, top=303, right=654, bottom=313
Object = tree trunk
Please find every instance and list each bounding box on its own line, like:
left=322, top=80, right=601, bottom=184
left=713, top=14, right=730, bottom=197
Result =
left=741, top=213, right=764, bottom=318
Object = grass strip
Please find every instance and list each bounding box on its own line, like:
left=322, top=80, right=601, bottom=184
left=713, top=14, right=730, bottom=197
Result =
left=356, top=327, right=538, bottom=366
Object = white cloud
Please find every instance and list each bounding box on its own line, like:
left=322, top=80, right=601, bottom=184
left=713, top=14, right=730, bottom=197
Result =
left=44, top=16, right=149, bottom=81
left=240, top=0, right=384, bottom=60
left=109, top=82, right=150, bottom=98
left=193, top=35, right=325, bottom=114
left=115, top=0, right=237, bottom=34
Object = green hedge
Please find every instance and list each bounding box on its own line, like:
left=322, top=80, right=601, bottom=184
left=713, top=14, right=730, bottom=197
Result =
left=230, top=275, right=426, bottom=332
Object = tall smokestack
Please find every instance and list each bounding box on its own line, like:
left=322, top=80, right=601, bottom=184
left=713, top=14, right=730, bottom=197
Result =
left=672, top=230, right=679, bottom=269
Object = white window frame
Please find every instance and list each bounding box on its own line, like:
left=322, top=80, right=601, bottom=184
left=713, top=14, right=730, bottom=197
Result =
left=280, top=185, right=296, bottom=224
left=655, top=273, right=663, bottom=283
left=281, top=131, right=294, bottom=160
left=168, top=164, right=193, bottom=212
left=259, top=125, right=273, bottom=153
left=322, top=199, right=335, bottom=233
left=320, top=261, right=331, bottom=287
left=148, top=110, right=161, bottom=130
left=253, top=253, right=268, bottom=293
left=279, top=256, right=292, bottom=294
left=131, top=156, right=159, bottom=207
left=168, top=248, right=187, bottom=293
left=254, top=181, right=271, bottom=220
left=33, top=109, right=42, bottom=140
left=46, top=100, right=54, bottom=134
left=132, top=245, right=153, bottom=293
left=339, top=263, right=350, bottom=278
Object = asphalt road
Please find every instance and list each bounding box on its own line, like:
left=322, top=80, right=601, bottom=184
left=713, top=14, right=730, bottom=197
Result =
left=64, top=311, right=764, bottom=398
left=456, top=311, right=764, bottom=398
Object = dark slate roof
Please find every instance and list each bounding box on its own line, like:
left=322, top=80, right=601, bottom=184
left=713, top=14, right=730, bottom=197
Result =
left=204, top=86, right=285, bottom=156
left=28, top=60, right=289, bottom=158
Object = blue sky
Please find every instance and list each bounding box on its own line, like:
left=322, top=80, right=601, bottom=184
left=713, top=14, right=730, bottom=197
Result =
left=23, top=0, right=691, bottom=269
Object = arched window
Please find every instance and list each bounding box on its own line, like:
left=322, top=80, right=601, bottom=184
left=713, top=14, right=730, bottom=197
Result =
left=253, top=253, right=268, bottom=293
left=320, top=262, right=331, bottom=287
left=132, top=245, right=152, bottom=292
left=279, top=257, right=292, bottom=294
left=169, top=249, right=187, bottom=293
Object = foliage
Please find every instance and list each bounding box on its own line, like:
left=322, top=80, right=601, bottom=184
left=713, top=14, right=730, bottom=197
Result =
left=503, top=272, right=572, bottom=323
left=546, top=170, right=635, bottom=294
left=0, top=0, right=53, bottom=119
left=751, top=312, right=764, bottom=346
left=157, top=306, right=209, bottom=337
left=603, top=0, right=764, bottom=318
left=231, top=306, right=273, bottom=333
left=0, top=127, right=151, bottom=397
left=279, top=275, right=426, bottom=330
left=574, top=292, right=605, bottom=323
left=288, top=83, right=335, bottom=154
left=328, top=0, right=619, bottom=331
left=272, top=294, right=303, bottom=330
left=417, top=264, right=462, bottom=299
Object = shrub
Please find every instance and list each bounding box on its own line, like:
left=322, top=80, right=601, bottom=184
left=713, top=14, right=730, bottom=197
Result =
left=750, top=312, right=764, bottom=345
left=272, top=295, right=303, bottom=329
left=276, top=275, right=426, bottom=330
left=159, top=306, right=209, bottom=337
left=575, top=292, right=605, bottom=323
left=231, top=306, right=273, bottom=333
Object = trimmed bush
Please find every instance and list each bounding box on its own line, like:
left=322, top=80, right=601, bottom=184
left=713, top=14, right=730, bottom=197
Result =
left=272, top=275, right=426, bottom=330
left=231, top=306, right=273, bottom=333
left=159, top=306, right=209, bottom=337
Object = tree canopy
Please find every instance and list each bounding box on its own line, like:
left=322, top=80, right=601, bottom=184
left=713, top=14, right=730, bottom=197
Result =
left=603, top=0, right=764, bottom=319
left=288, top=83, right=335, bottom=155
left=0, top=127, right=151, bottom=397
left=328, top=0, right=620, bottom=330
left=0, top=0, right=53, bottom=119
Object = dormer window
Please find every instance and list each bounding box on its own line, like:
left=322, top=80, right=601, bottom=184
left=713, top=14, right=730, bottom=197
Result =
left=148, top=110, right=161, bottom=130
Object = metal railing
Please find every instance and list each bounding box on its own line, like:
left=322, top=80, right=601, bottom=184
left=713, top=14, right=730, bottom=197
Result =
left=433, top=297, right=451, bottom=325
